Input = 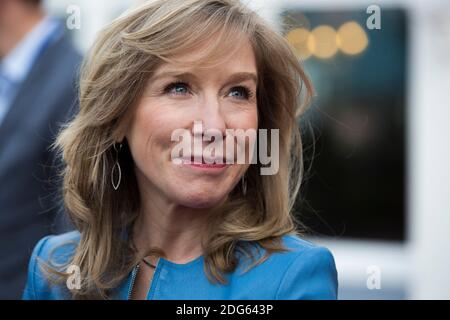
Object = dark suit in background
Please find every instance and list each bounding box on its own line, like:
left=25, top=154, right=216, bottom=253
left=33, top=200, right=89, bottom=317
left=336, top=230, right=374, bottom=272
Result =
left=0, top=21, right=81, bottom=299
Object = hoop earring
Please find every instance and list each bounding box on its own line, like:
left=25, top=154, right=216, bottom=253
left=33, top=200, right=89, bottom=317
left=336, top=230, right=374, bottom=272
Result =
left=241, top=174, right=247, bottom=196
left=111, top=142, right=122, bottom=190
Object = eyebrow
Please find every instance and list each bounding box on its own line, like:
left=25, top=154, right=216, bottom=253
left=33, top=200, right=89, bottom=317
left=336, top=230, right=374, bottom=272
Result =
left=151, top=71, right=258, bottom=86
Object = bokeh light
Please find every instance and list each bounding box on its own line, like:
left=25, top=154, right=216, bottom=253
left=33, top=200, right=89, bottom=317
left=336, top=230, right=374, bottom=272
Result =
left=337, top=21, right=369, bottom=55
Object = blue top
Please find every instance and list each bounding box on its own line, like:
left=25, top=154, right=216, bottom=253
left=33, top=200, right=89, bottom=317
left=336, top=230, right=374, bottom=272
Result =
left=22, top=231, right=338, bottom=300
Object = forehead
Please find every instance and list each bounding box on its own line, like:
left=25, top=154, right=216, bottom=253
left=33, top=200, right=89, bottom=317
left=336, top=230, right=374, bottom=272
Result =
left=155, top=36, right=258, bottom=76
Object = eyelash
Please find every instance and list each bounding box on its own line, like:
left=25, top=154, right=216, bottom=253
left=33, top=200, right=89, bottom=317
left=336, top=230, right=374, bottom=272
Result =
left=162, top=81, right=254, bottom=100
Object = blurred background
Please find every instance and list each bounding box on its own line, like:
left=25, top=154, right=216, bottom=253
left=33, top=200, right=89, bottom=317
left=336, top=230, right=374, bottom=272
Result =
left=1, top=0, right=449, bottom=299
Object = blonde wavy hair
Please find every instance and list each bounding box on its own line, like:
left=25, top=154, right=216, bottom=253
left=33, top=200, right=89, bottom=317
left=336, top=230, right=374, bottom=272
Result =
left=49, top=0, right=314, bottom=299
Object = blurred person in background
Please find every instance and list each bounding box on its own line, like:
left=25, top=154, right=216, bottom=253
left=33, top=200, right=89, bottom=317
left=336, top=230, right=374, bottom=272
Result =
left=0, top=0, right=80, bottom=299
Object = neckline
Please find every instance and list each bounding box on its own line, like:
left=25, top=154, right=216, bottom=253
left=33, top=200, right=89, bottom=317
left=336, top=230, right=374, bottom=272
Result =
left=158, top=254, right=204, bottom=269
left=123, top=229, right=205, bottom=269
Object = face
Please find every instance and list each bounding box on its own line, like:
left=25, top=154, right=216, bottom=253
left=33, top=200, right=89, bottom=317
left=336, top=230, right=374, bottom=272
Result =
left=125, top=40, right=258, bottom=209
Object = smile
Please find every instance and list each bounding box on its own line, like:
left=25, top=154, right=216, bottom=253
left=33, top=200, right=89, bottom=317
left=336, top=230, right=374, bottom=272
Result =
left=175, top=156, right=231, bottom=172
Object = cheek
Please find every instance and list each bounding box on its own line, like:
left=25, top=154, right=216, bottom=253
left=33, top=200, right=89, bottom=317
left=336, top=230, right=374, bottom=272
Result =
left=129, top=99, right=183, bottom=145
left=226, top=107, right=258, bottom=158
left=242, top=109, right=258, bottom=130
left=226, top=105, right=258, bottom=131
left=126, top=101, right=175, bottom=168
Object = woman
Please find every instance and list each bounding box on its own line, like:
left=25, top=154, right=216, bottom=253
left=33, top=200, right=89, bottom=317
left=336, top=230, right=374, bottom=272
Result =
left=22, top=0, right=338, bottom=300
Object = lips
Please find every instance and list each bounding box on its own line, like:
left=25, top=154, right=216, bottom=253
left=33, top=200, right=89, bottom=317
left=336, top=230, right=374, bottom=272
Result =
left=188, top=162, right=228, bottom=169
left=181, top=155, right=230, bottom=165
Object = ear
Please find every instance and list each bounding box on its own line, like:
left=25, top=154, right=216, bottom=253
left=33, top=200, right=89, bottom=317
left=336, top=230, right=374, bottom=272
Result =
left=111, top=119, right=124, bottom=143
left=112, top=133, right=125, bottom=145
left=113, top=115, right=133, bottom=144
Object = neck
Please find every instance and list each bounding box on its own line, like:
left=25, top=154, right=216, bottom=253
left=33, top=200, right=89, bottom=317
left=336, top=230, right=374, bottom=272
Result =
left=0, top=9, right=45, bottom=58
left=132, top=175, right=211, bottom=264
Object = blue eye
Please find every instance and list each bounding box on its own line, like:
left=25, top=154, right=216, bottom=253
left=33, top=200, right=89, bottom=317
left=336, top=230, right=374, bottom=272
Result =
left=164, top=82, right=190, bottom=95
left=163, top=83, right=253, bottom=100
left=228, top=86, right=252, bottom=100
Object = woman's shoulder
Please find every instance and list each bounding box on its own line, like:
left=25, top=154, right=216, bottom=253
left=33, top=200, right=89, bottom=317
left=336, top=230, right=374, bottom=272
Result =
left=279, top=234, right=338, bottom=299
left=281, top=233, right=324, bottom=250
left=22, top=231, right=81, bottom=300
left=254, top=234, right=339, bottom=299
left=32, top=230, right=81, bottom=263
left=41, top=230, right=81, bottom=246
left=276, top=234, right=336, bottom=264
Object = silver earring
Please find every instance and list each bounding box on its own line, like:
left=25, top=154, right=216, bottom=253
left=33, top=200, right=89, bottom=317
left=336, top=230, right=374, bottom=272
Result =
left=241, top=174, right=247, bottom=196
left=111, top=142, right=122, bottom=190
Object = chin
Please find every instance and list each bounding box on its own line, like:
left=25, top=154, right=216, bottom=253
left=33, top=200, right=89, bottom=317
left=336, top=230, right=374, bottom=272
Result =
left=175, top=190, right=228, bottom=209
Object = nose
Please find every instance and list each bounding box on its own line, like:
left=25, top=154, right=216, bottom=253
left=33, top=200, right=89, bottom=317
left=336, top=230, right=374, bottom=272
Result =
left=192, top=93, right=227, bottom=138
